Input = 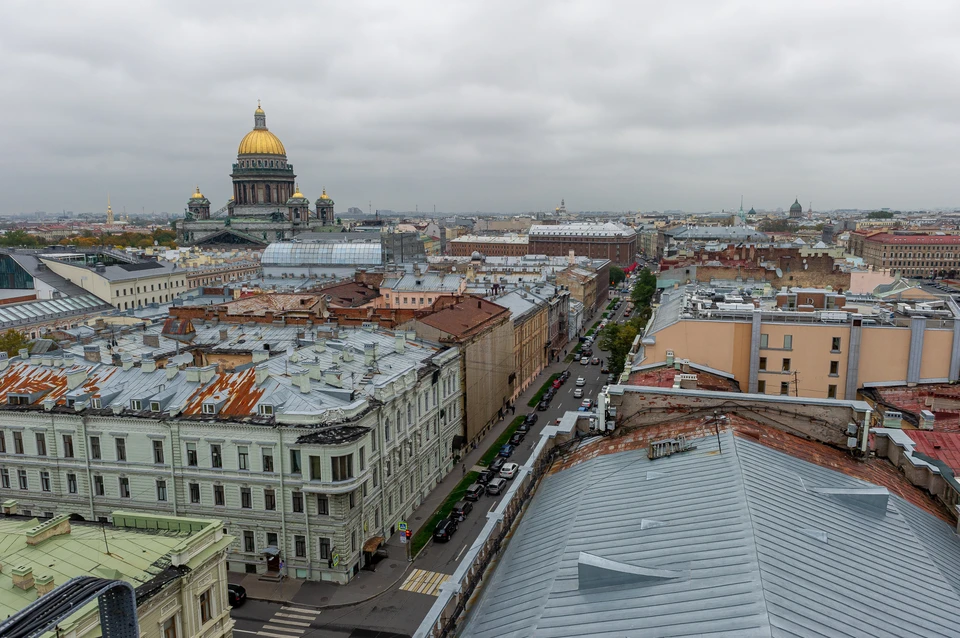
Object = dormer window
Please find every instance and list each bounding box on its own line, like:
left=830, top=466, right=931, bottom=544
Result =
left=92, top=398, right=101, bottom=409
left=259, top=404, right=274, bottom=416
left=150, top=401, right=162, bottom=412
left=8, top=396, right=29, bottom=406
left=202, top=403, right=217, bottom=415
left=130, top=400, right=142, bottom=411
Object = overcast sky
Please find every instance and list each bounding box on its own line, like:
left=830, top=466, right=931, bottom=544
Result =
left=2, top=0, right=960, bottom=216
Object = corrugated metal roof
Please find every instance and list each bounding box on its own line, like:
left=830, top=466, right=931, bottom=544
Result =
left=462, top=432, right=960, bottom=638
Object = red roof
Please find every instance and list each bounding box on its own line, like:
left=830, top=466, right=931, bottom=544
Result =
left=908, top=430, right=960, bottom=473
left=862, top=233, right=960, bottom=245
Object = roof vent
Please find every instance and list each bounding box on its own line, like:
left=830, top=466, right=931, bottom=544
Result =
left=639, top=518, right=665, bottom=530
left=577, top=552, right=687, bottom=590
left=798, top=528, right=828, bottom=543
left=812, top=486, right=889, bottom=516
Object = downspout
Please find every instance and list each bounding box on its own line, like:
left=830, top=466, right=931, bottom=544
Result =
left=277, top=425, right=288, bottom=577
left=165, top=419, right=179, bottom=516
left=79, top=415, right=96, bottom=520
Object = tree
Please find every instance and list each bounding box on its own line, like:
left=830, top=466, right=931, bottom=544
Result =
left=757, top=219, right=799, bottom=233
left=609, top=266, right=626, bottom=286
left=868, top=211, right=894, bottom=219
left=0, top=230, right=39, bottom=247
left=631, top=268, right=657, bottom=308
left=0, top=329, right=29, bottom=357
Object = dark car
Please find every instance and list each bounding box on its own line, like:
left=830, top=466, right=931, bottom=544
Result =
left=592, top=357, right=600, bottom=365
left=465, top=483, right=485, bottom=500
left=524, top=413, right=539, bottom=426
left=544, top=388, right=555, bottom=400
left=601, top=364, right=610, bottom=373
left=537, top=399, right=550, bottom=411
left=560, top=370, right=571, bottom=381
left=476, top=469, right=496, bottom=484
left=510, top=432, right=525, bottom=446
left=489, top=457, right=507, bottom=472
left=228, top=584, right=247, bottom=607
left=499, top=444, right=515, bottom=458
left=451, top=500, right=473, bottom=521
left=433, top=518, right=458, bottom=542
left=517, top=422, right=531, bottom=434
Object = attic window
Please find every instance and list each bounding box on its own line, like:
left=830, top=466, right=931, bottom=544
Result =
left=150, top=401, right=162, bottom=412
left=259, top=404, right=274, bottom=416
left=130, top=400, right=142, bottom=411
left=202, top=403, right=217, bottom=415
left=92, top=398, right=101, bottom=409
left=8, top=396, right=29, bottom=406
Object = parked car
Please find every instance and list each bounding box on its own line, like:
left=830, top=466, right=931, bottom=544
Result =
left=574, top=388, right=583, bottom=398
left=433, top=517, right=458, bottom=542
left=560, top=370, right=571, bottom=381
left=524, top=413, right=539, bottom=425
left=451, top=500, right=473, bottom=521
left=517, top=422, right=531, bottom=434
left=552, top=378, right=562, bottom=389
left=592, top=357, right=600, bottom=365
left=581, top=399, right=593, bottom=409
left=476, top=469, right=495, bottom=485
left=500, top=462, right=519, bottom=479
left=537, top=399, right=550, bottom=411
left=544, top=388, right=555, bottom=401
left=228, top=584, right=247, bottom=607
left=601, top=364, right=610, bottom=373
left=465, top=483, right=485, bottom=501
left=576, top=377, right=585, bottom=386
left=580, top=356, right=590, bottom=365
left=510, top=431, right=525, bottom=445
left=489, top=457, right=507, bottom=472
left=498, top=444, right=515, bottom=458
left=607, top=374, right=616, bottom=384
left=487, top=477, right=508, bottom=495
left=600, top=385, right=609, bottom=395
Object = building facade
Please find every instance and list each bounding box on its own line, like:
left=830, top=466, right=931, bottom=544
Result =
left=0, top=328, right=463, bottom=584
left=528, top=223, right=637, bottom=267
left=40, top=257, right=188, bottom=310
left=448, top=235, right=529, bottom=257
left=848, top=231, right=960, bottom=278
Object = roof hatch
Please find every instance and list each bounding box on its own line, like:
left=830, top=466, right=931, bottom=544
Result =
left=577, top=552, right=687, bottom=590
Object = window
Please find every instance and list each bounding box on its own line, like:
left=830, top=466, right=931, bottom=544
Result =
left=62, top=434, right=74, bottom=458
left=241, top=487, right=252, bottom=509
left=17, top=469, right=27, bottom=490
left=202, top=403, right=216, bottom=415
left=89, top=435, right=100, bottom=459
left=385, top=419, right=392, bottom=442
left=310, top=455, right=322, bottom=480
left=119, top=477, right=130, bottom=498
left=783, top=335, right=793, bottom=349
left=832, top=336, right=842, bottom=352
left=331, top=455, right=354, bottom=481
left=67, top=473, right=77, bottom=494
left=214, top=485, right=225, bottom=506
left=150, top=401, right=161, bottom=412
left=13, top=431, right=23, bottom=454
left=0, top=431, right=5, bottom=453
left=828, top=384, right=838, bottom=399
left=115, top=438, right=126, bottom=462
left=189, top=483, right=200, bottom=504
left=757, top=380, right=766, bottom=393
left=264, top=488, right=276, bottom=510
left=267, top=532, right=278, bottom=548
left=258, top=404, right=274, bottom=416
left=372, top=465, right=379, bottom=488
left=781, top=358, right=791, bottom=372
left=292, top=491, right=304, bottom=513
left=829, top=361, right=839, bottom=375
left=780, top=382, right=790, bottom=396
left=162, top=615, right=179, bottom=638
left=759, top=333, right=768, bottom=349
left=211, top=444, right=222, bottom=468
left=295, top=535, right=306, bottom=558
left=317, top=495, right=329, bottom=515
left=94, top=475, right=104, bottom=495
left=349, top=491, right=356, bottom=509
left=1, top=469, right=9, bottom=488
left=290, top=449, right=301, bottom=474
left=319, top=538, right=331, bottom=560
left=157, top=480, right=167, bottom=501
left=199, top=589, right=212, bottom=624
left=130, top=400, right=142, bottom=411
left=186, top=443, right=198, bottom=466
left=262, top=450, right=274, bottom=473
left=351, top=530, right=357, bottom=553
left=758, top=357, right=767, bottom=371
left=40, top=471, right=50, bottom=492
left=238, top=446, right=249, bottom=470
left=243, top=530, right=255, bottom=552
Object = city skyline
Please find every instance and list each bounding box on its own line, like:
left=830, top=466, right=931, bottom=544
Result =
left=3, top=1, right=960, bottom=215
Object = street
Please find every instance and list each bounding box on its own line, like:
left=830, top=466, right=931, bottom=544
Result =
left=229, top=296, right=630, bottom=637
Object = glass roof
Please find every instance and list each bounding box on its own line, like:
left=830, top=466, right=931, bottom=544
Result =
left=0, top=294, right=107, bottom=328
left=262, top=241, right=383, bottom=266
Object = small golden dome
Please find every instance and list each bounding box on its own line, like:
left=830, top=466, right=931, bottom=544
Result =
left=238, top=129, right=286, bottom=155
left=292, top=184, right=305, bottom=199
left=320, top=188, right=329, bottom=200
left=191, top=186, right=205, bottom=199
left=255, top=99, right=264, bottom=115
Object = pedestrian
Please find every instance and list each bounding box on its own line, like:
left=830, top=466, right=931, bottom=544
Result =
left=462, top=463, right=466, bottom=476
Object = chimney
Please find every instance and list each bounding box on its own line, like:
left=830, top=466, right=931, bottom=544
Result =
left=295, top=369, right=311, bottom=394
left=199, top=364, right=217, bottom=384
left=143, top=333, right=160, bottom=348
left=41, top=355, right=53, bottom=367
left=324, top=369, right=343, bottom=388
left=18, top=348, right=28, bottom=360
left=82, top=345, right=101, bottom=363
left=0, top=352, right=8, bottom=372
left=477, top=300, right=481, bottom=308
left=330, top=351, right=341, bottom=365
left=141, top=354, right=157, bottom=374
left=364, top=343, right=377, bottom=365
left=252, top=349, right=269, bottom=363
left=63, top=354, right=75, bottom=367
left=3, top=499, right=19, bottom=515
left=35, top=574, right=55, bottom=597
left=11, top=566, right=34, bottom=591
left=219, top=327, right=229, bottom=342
left=65, top=367, right=87, bottom=391
left=166, top=365, right=179, bottom=381
left=255, top=363, right=270, bottom=385
left=395, top=333, right=405, bottom=353
left=25, top=514, right=71, bottom=546
left=185, top=366, right=201, bottom=382
left=342, top=348, right=354, bottom=362
left=120, top=353, right=133, bottom=371
left=313, top=338, right=326, bottom=352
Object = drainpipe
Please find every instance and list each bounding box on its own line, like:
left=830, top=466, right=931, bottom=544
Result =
left=277, top=425, right=288, bottom=577
left=79, top=415, right=96, bottom=520
left=165, top=420, right=179, bottom=516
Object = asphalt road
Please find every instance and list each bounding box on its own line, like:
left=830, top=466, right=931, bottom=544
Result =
left=230, top=296, right=631, bottom=637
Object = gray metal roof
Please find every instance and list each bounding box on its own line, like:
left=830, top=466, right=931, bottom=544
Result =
left=461, top=432, right=960, bottom=638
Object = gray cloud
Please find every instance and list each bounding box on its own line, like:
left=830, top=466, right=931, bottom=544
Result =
left=2, top=0, right=960, bottom=216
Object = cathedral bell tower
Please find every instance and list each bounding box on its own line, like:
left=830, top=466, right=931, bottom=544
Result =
left=286, top=184, right=310, bottom=227
left=315, top=188, right=335, bottom=226
left=187, top=186, right=211, bottom=219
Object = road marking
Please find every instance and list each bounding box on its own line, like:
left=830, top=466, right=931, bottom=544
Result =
left=270, top=618, right=311, bottom=627
left=258, top=632, right=302, bottom=638
left=234, top=631, right=258, bottom=636
left=261, top=625, right=305, bottom=634
left=275, top=612, right=316, bottom=621
left=454, top=543, right=468, bottom=562
left=281, top=606, right=319, bottom=615
left=400, top=568, right=451, bottom=596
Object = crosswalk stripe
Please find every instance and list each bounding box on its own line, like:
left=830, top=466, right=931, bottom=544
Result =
left=262, top=625, right=304, bottom=634
left=400, top=568, right=450, bottom=596
left=270, top=618, right=310, bottom=627
left=258, top=632, right=300, bottom=638
left=275, top=612, right=316, bottom=621
left=281, top=606, right=319, bottom=615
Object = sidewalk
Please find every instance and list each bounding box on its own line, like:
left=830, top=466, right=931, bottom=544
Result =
left=233, top=321, right=596, bottom=608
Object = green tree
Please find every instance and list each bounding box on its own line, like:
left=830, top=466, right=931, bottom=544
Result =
left=867, top=210, right=894, bottom=219
left=0, top=230, right=39, bottom=247
left=597, top=320, right=642, bottom=376
left=609, top=266, right=626, bottom=286
left=757, top=219, right=799, bottom=233
left=631, top=268, right=657, bottom=307
left=0, top=329, right=29, bottom=357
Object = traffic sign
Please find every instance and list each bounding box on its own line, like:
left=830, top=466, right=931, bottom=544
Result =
left=398, top=521, right=408, bottom=532
left=400, top=533, right=407, bottom=544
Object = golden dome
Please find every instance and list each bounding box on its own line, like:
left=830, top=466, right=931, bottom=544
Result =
left=238, top=129, right=286, bottom=155
left=320, top=188, right=329, bottom=200
left=190, top=186, right=205, bottom=199
left=292, top=183, right=305, bottom=199
left=255, top=99, right=264, bottom=115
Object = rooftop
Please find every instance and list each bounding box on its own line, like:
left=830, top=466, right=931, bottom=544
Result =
left=261, top=240, right=382, bottom=267
left=381, top=272, right=464, bottom=293
left=416, top=296, right=510, bottom=339
left=450, top=234, right=528, bottom=244
left=463, top=426, right=960, bottom=638
left=858, top=232, right=960, bottom=245
left=529, top=222, right=636, bottom=238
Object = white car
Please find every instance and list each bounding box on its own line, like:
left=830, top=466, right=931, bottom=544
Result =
left=500, top=462, right=519, bottom=479
left=600, top=385, right=609, bottom=395
left=580, top=356, right=590, bottom=365
left=574, top=388, right=583, bottom=398
left=576, top=377, right=585, bottom=386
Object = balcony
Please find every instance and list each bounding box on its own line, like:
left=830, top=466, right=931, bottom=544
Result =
left=299, top=469, right=370, bottom=495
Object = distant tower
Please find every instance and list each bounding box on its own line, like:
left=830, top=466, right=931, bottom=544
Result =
left=187, top=186, right=211, bottom=219
left=106, top=194, right=114, bottom=225
left=555, top=199, right=567, bottom=215
left=789, top=198, right=803, bottom=219
left=286, top=183, right=310, bottom=227
left=316, top=188, right=335, bottom=226
left=737, top=196, right=746, bottom=225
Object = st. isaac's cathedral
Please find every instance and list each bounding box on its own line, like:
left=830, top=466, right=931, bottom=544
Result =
left=176, top=103, right=337, bottom=246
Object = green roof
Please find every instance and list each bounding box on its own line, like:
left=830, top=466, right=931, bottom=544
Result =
left=0, top=510, right=225, bottom=629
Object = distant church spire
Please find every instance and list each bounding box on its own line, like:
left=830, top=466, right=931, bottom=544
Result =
left=106, top=194, right=114, bottom=225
